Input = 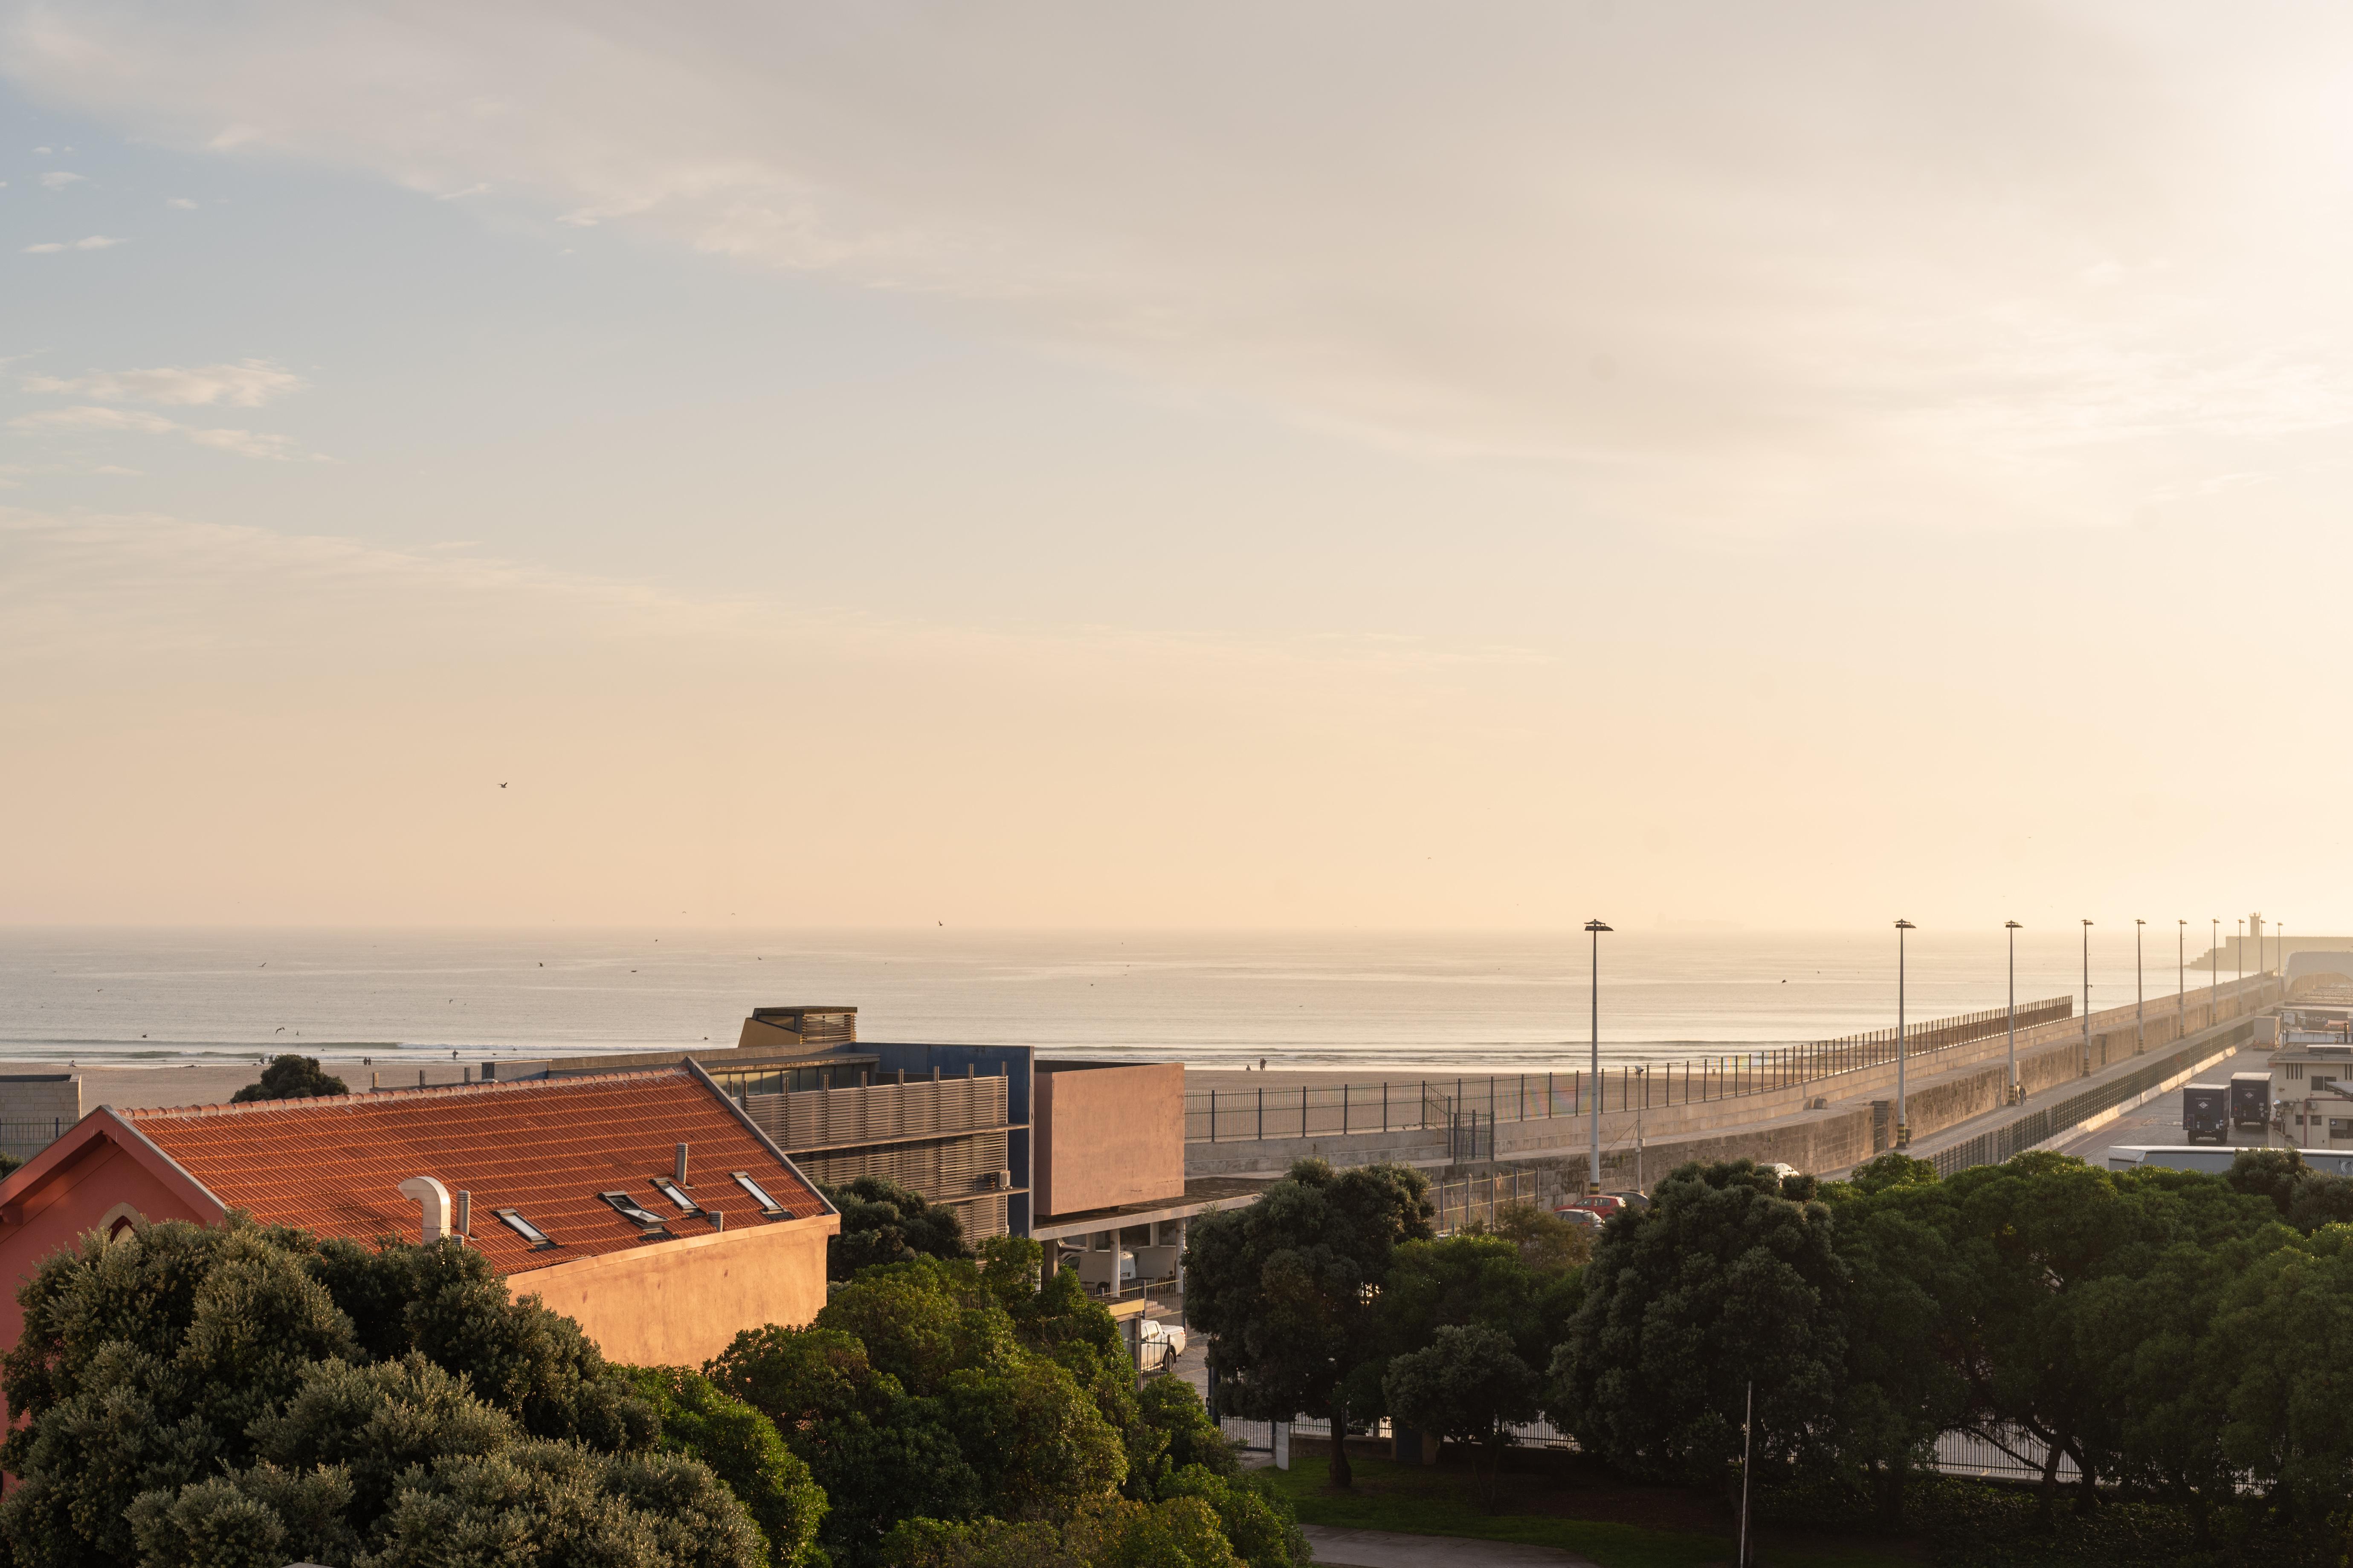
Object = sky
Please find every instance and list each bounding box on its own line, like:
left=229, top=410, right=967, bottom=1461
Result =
left=0, top=0, right=2347, bottom=931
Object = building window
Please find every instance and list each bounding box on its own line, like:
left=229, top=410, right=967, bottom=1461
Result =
left=2289, top=1063, right=2304, bottom=1081
left=731, top=1171, right=786, bottom=1215
left=2331, top=1119, right=2353, bottom=1140
left=495, top=1209, right=556, bottom=1248
left=597, top=1191, right=671, bottom=1229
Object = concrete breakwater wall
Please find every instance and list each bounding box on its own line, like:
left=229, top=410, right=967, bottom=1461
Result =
left=1184, top=975, right=2279, bottom=1184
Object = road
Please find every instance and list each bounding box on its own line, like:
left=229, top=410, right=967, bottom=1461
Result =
left=2050, top=1042, right=2282, bottom=1163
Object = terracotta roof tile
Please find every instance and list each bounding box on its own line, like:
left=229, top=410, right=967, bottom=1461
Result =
left=123, top=1068, right=825, bottom=1275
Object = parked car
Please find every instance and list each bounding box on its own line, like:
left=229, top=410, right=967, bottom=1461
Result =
left=1138, top=1316, right=1187, bottom=1372
left=1558, top=1193, right=1629, bottom=1219
left=1551, top=1206, right=1604, bottom=1230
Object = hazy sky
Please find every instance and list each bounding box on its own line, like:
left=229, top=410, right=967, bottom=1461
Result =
left=0, top=2, right=2345, bottom=930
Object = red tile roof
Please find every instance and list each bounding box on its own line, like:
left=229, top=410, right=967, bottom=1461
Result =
left=122, top=1068, right=827, bottom=1275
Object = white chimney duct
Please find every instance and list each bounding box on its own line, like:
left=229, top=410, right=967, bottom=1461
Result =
left=399, top=1176, right=453, bottom=1243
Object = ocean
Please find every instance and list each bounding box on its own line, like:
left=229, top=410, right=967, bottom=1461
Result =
left=0, top=927, right=2239, bottom=1075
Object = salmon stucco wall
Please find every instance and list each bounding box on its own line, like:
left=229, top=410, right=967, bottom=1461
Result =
left=519, top=1211, right=837, bottom=1367
left=0, top=1128, right=223, bottom=1425
left=1035, top=1063, right=1185, bottom=1218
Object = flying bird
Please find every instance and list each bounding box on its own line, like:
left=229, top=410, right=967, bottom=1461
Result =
left=499, top=782, right=507, bottom=789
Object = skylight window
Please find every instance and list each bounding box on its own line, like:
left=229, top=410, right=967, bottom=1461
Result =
left=496, top=1208, right=555, bottom=1248
left=598, top=1191, right=670, bottom=1229
left=731, top=1170, right=786, bottom=1216
left=649, top=1177, right=699, bottom=1213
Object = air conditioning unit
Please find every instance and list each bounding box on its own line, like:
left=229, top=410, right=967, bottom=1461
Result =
left=987, top=1169, right=1013, bottom=1191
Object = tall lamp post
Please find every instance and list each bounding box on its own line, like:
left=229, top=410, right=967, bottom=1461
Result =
left=2134, top=918, right=2145, bottom=1055
left=2004, top=921, right=2022, bottom=1105
left=2081, top=919, right=2094, bottom=1076
left=1585, top=919, right=1611, bottom=1196
left=2211, top=918, right=2220, bottom=1028
left=1895, top=920, right=1915, bottom=1147
left=2237, top=918, right=2245, bottom=998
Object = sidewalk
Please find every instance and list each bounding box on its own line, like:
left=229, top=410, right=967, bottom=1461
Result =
left=1301, top=1524, right=1598, bottom=1568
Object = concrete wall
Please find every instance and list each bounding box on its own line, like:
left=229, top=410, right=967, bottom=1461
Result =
left=519, top=1211, right=836, bottom=1368
left=0, top=1076, right=80, bottom=1131
left=1036, top=1062, right=1185, bottom=1217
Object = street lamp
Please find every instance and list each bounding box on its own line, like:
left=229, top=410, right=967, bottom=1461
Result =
left=2004, top=921, right=2022, bottom=1105
left=2081, top=919, right=2094, bottom=1076
left=2135, top=919, right=2145, bottom=1055
left=1585, top=919, right=1611, bottom=1196
left=2211, top=918, right=2219, bottom=1027
left=1895, top=920, right=1915, bottom=1147
left=2237, top=918, right=2245, bottom=997
left=2177, top=919, right=2186, bottom=1028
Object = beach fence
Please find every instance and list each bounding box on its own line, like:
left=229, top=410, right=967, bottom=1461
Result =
left=1429, top=1168, right=1539, bottom=1233
left=1185, top=996, right=2075, bottom=1143
left=0, top=1119, right=69, bottom=1166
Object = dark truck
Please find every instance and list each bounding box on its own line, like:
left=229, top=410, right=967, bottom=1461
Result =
left=2182, top=1083, right=2229, bottom=1144
left=2230, top=1071, right=2273, bottom=1131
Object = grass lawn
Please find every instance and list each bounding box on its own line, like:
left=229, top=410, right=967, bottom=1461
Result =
left=1262, top=1453, right=1919, bottom=1568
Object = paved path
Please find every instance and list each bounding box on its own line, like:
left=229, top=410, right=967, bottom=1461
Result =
left=1301, top=1523, right=1598, bottom=1568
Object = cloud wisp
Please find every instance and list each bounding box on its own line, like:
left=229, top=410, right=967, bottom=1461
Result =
left=24, top=359, right=306, bottom=407
left=9, top=2, right=2353, bottom=533
left=21, top=234, right=122, bottom=252
left=10, top=405, right=310, bottom=460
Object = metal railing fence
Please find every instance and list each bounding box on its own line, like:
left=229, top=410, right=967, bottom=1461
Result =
left=1188, top=996, right=2074, bottom=1143
left=1187, top=975, right=2279, bottom=1144
left=0, top=1120, right=67, bottom=1164
left=1430, top=1169, right=1537, bottom=1235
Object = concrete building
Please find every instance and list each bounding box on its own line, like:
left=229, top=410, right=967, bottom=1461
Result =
left=1027, top=1060, right=1261, bottom=1303
left=2270, top=1038, right=2353, bottom=1148
left=0, top=1065, right=838, bottom=1369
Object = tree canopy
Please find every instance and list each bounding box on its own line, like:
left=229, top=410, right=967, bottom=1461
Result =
left=1182, top=1157, right=1433, bottom=1489
left=0, top=1217, right=769, bottom=1568
left=230, top=1053, right=350, bottom=1102
left=821, top=1175, right=971, bottom=1281
left=707, top=1244, right=1301, bottom=1568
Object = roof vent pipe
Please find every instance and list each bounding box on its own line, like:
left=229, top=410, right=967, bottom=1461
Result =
left=675, top=1143, right=690, bottom=1185
left=455, top=1189, right=472, bottom=1239
left=399, top=1176, right=452, bottom=1243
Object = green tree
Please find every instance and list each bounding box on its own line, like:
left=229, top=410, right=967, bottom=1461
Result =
left=2211, top=1223, right=2353, bottom=1535
left=710, top=1256, right=1133, bottom=1566
left=1383, top=1322, right=1539, bottom=1506
left=1548, top=1159, right=1847, bottom=1495
left=823, top=1176, right=971, bottom=1280
left=230, top=1054, right=348, bottom=1102
left=1182, top=1157, right=1433, bottom=1488
left=1816, top=1164, right=1969, bottom=1525
left=1471, top=1200, right=1593, bottom=1275
left=0, top=1216, right=765, bottom=1568
left=629, top=1365, right=829, bottom=1566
